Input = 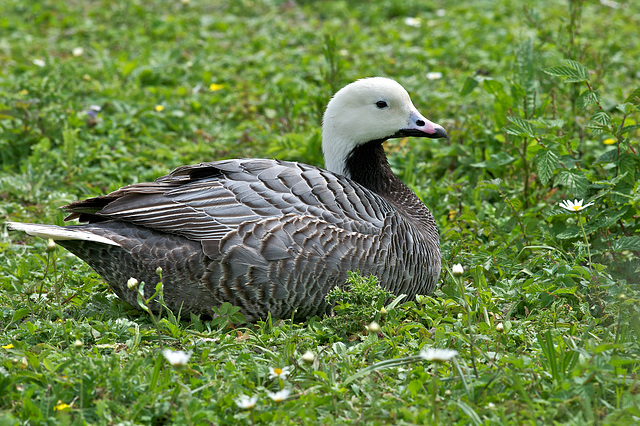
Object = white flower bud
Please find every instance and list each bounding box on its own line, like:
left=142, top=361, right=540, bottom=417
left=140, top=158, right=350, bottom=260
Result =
left=452, top=263, right=464, bottom=276
left=127, top=277, right=138, bottom=289
left=301, top=350, right=315, bottom=364
left=366, top=321, right=381, bottom=333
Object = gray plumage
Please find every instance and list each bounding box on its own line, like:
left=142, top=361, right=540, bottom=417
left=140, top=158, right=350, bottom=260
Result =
left=7, top=77, right=447, bottom=321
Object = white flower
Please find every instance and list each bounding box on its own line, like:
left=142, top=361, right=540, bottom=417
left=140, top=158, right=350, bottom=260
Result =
left=33, top=59, right=46, bottom=67
left=419, top=348, right=458, bottom=363
left=496, top=322, right=505, bottom=333
left=266, top=388, right=291, bottom=402
left=451, top=263, right=464, bottom=276
left=72, top=47, right=84, bottom=57
left=365, top=321, right=381, bottom=333
left=559, top=199, right=595, bottom=212
left=234, top=394, right=257, bottom=409
left=426, top=71, right=443, bottom=80
left=46, top=239, right=56, bottom=253
left=268, top=366, right=291, bottom=380
left=436, top=9, right=446, bottom=17
left=404, top=17, right=422, bottom=27
left=162, top=349, right=191, bottom=367
left=127, top=277, right=139, bottom=289
left=600, top=0, right=621, bottom=9
left=301, top=350, right=315, bottom=364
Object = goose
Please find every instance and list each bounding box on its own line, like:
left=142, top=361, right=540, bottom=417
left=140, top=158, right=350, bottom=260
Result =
left=7, top=77, right=447, bottom=321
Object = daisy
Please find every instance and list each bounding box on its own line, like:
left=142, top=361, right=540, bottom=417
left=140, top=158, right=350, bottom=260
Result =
left=162, top=349, right=191, bottom=367
left=268, top=366, right=291, bottom=380
left=558, top=199, right=594, bottom=212
left=404, top=17, right=421, bottom=27
left=267, top=389, right=291, bottom=402
left=234, top=394, right=258, bottom=410
left=419, top=348, right=458, bottom=363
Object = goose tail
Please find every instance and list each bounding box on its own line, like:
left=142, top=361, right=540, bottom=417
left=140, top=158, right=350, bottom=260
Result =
left=6, top=222, right=120, bottom=246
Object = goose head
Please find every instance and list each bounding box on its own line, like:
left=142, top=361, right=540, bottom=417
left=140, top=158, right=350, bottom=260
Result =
left=322, top=77, right=447, bottom=177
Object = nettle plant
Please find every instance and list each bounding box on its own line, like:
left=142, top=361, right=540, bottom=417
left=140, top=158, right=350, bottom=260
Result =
left=464, top=41, right=639, bottom=318
left=540, top=59, right=638, bottom=276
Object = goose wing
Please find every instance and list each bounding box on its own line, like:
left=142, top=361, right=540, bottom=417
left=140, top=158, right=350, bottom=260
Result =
left=63, top=159, right=395, bottom=256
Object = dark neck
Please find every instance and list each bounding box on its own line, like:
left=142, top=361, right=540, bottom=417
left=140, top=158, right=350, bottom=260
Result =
left=344, top=140, right=438, bottom=236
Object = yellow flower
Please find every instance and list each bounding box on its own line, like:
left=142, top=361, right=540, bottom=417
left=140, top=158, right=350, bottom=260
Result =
left=603, top=138, right=616, bottom=145
left=154, top=105, right=164, bottom=112
left=209, top=83, right=224, bottom=92
left=19, top=89, right=28, bottom=95
left=2, top=343, right=14, bottom=349
left=54, top=401, right=70, bottom=411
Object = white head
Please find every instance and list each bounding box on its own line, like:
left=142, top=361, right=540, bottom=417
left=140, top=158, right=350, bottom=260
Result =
left=321, top=77, right=447, bottom=177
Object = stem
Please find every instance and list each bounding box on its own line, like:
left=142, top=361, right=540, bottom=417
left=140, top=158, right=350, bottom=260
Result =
left=577, top=213, right=592, bottom=271
left=432, top=373, right=439, bottom=424
left=457, top=274, right=479, bottom=378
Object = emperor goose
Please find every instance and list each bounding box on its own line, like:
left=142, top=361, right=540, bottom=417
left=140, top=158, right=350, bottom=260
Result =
left=8, top=77, right=447, bottom=321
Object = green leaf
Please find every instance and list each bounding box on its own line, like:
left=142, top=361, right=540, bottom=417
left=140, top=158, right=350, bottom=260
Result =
left=597, top=148, right=618, bottom=164
left=585, top=207, right=628, bottom=234
left=556, top=226, right=582, bottom=240
left=470, top=152, right=515, bottom=169
left=616, top=102, right=635, bottom=115
left=619, top=153, right=636, bottom=184
left=516, top=39, right=536, bottom=112
left=543, top=60, right=589, bottom=83
left=535, top=149, right=559, bottom=185
left=562, top=59, right=590, bottom=79
left=590, top=111, right=611, bottom=126
left=460, top=76, right=479, bottom=96
left=543, top=66, right=581, bottom=78
left=455, top=400, right=482, bottom=426
left=407, top=379, right=424, bottom=397
left=505, top=116, right=536, bottom=138
left=624, top=87, right=640, bottom=104
left=611, top=236, right=640, bottom=252
left=555, top=170, right=589, bottom=197
left=577, top=90, right=599, bottom=109
left=530, top=118, right=565, bottom=129
left=621, top=124, right=640, bottom=135
left=483, top=79, right=505, bottom=97
left=11, top=307, right=30, bottom=323
left=476, top=178, right=503, bottom=190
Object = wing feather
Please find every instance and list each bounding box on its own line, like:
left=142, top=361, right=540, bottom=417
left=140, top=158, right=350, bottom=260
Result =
left=63, top=159, right=394, bottom=246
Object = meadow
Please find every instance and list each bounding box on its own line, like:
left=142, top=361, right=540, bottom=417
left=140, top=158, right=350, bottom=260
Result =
left=1, top=0, right=639, bottom=424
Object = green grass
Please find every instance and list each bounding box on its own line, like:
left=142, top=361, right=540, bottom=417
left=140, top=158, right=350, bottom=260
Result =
left=2, top=0, right=640, bottom=424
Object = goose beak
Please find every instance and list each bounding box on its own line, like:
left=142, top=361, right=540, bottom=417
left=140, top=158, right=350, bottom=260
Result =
left=393, top=110, right=448, bottom=139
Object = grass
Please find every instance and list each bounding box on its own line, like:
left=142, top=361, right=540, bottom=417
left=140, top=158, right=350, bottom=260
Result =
left=1, top=0, right=640, bottom=424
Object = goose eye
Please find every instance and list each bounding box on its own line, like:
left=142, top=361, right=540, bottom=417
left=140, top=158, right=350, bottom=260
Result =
left=375, top=100, right=388, bottom=109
